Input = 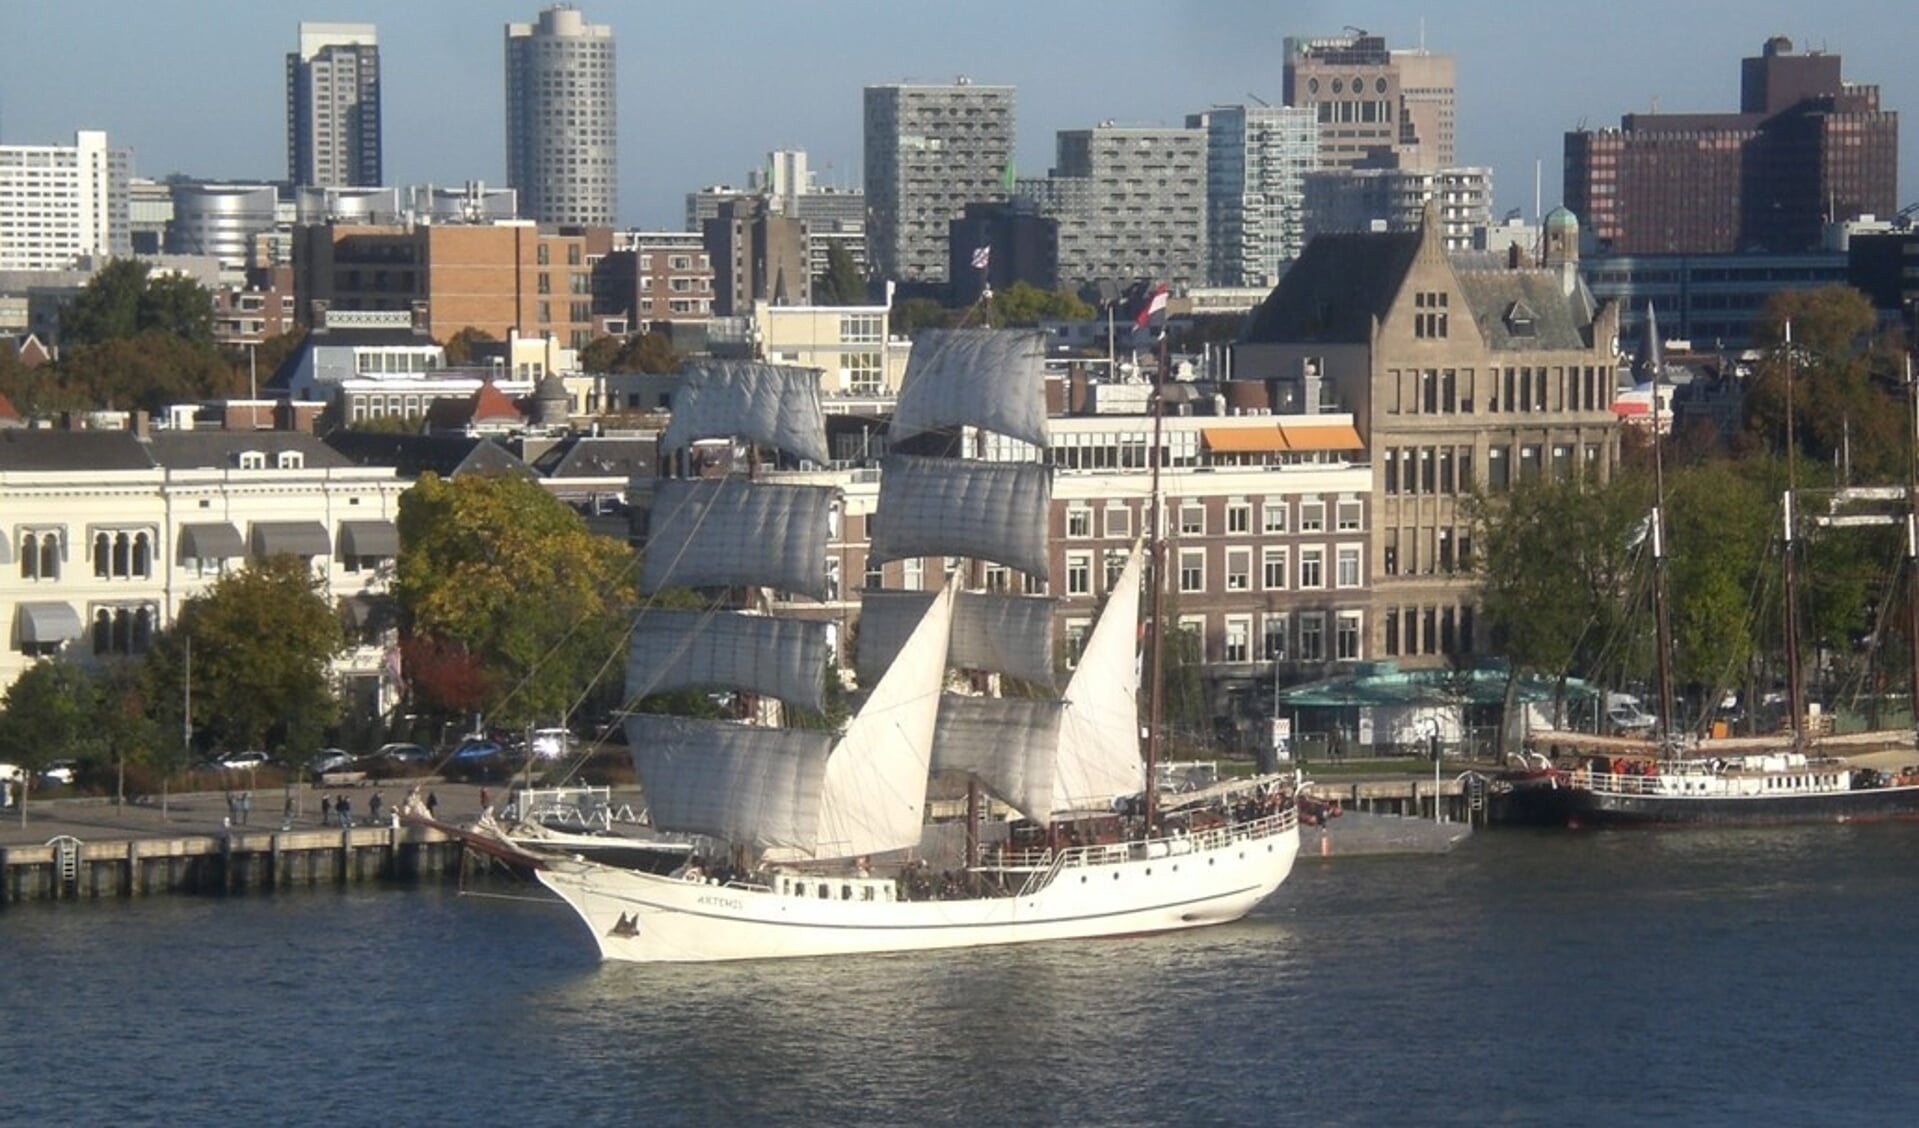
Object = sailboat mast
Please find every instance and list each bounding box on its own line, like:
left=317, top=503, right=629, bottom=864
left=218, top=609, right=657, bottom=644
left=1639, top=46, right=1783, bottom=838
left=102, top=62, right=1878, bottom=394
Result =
left=1782, top=320, right=1807, bottom=752
left=1144, top=330, right=1168, bottom=833
left=1648, top=308, right=1676, bottom=746
left=1906, top=354, right=1919, bottom=739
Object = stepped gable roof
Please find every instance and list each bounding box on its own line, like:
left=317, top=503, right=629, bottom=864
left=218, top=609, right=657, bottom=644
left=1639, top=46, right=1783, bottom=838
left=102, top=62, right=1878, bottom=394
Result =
left=1454, top=268, right=1599, bottom=352
left=533, top=435, right=656, bottom=479
left=323, top=430, right=536, bottom=480
left=1240, top=229, right=1423, bottom=344
left=0, top=428, right=153, bottom=471
left=144, top=430, right=354, bottom=470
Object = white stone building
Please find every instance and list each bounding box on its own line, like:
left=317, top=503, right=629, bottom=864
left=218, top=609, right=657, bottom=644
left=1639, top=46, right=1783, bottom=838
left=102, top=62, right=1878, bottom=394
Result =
left=0, top=131, right=132, bottom=271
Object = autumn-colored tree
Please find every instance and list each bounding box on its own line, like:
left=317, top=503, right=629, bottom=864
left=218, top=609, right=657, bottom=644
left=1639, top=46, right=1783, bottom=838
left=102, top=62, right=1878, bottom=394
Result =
left=398, top=634, right=494, bottom=717
left=1745, top=286, right=1906, bottom=483
left=57, top=332, right=243, bottom=412
left=441, top=326, right=496, bottom=365
left=393, top=473, right=637, bottom=727
left=581, top=331, right=680, bottom=375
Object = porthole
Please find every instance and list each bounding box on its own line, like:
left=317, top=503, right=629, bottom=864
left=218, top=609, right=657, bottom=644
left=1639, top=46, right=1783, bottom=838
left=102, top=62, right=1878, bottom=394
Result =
left=1113, top=872, right=1121, bottom=880
left=1376, top=77, right=1388, bottom=94
left=1145, top=868, right=1153, bottom=876
left=1331, top=78, right=1344, bottom=94
left=1080, top=875, right=1087, bottom=883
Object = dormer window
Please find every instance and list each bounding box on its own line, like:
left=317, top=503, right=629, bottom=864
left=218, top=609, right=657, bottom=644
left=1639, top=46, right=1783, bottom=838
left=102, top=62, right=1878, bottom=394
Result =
left=1505, top=300, right=1537, bottom=338
left=276, top=450, right=305, bottom=470
left=236, top=451, right=267, bottom=470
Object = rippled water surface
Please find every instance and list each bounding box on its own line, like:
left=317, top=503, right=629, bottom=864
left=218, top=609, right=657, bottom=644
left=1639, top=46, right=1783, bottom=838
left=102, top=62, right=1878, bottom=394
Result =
left=9, top=825, right=1919, bottom=1126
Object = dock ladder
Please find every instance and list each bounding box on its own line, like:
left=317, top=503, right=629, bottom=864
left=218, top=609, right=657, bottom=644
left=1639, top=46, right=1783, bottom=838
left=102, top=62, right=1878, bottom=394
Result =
left=47, top=834, right=83, bottom=893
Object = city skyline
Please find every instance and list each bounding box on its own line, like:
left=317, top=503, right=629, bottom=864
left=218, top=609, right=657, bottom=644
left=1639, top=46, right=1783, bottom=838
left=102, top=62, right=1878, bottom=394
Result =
left=1, top=0, right=1910, bottom=232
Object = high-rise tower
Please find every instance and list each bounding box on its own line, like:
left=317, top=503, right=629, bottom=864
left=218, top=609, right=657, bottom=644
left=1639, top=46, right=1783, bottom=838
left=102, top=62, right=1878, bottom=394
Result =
left=1282, top=32, right=1455, bottom=172
left=863, top=81, right=1015, bottom=284
left=286, top=23, right=382, bottom=189
left=505, top=5, right=618, bottom=226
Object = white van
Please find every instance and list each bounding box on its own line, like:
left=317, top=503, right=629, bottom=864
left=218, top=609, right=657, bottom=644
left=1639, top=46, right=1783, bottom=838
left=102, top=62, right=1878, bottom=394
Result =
left=1606, top=693, right=1657, bottom=731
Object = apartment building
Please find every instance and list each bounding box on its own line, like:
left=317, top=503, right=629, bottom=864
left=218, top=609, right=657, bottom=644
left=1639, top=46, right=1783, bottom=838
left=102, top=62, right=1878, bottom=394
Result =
left=0, top=131, right=132, bottom=272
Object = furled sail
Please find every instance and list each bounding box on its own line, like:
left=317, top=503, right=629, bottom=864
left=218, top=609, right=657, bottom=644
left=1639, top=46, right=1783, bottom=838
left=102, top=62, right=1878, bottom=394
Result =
left=1052, top=544, right=1147, bottom=813
left=930, top=695, right=1063, bottom=823
left=628, top=610, right=829, bottom=715
left=640, top=478, right=834, bottom=599
left=889, top=329, right=1049, bottom=450
left=855, top=589, right=1057, bottom=688
left=659, top=359, right=831, bottom=467
left=801, top=580, right=958, bottom=860
left=868, top=455, right=1050, bottom=578
left=625, top=714, right=833, bottom=849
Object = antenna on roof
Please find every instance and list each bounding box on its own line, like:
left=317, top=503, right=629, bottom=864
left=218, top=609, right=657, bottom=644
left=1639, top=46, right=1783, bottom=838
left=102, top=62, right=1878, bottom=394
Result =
left=1247, top=92, right=1271, bottom=108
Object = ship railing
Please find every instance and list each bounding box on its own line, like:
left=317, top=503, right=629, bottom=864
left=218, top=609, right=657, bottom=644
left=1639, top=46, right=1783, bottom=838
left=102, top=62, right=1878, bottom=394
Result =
left=1007, top=806, right=1299, bottom=896
left=1583, top=770, right=1666, bottom=796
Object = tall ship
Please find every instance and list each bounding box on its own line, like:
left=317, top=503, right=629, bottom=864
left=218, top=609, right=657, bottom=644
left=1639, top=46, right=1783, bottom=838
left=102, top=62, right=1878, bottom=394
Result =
left=1500, top=311, right=1919, bottom=827
left=533, top=329, right=1299, bottom=962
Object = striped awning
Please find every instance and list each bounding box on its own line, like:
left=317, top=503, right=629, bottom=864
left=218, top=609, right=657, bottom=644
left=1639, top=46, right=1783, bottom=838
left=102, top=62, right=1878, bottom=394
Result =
left=16, top=602, right=83, bottom=644
left=251, top=521, right=331, bottom=559
left=337, top=520, right=400, bottom=559
left=177, top=522, right=245, bottom=562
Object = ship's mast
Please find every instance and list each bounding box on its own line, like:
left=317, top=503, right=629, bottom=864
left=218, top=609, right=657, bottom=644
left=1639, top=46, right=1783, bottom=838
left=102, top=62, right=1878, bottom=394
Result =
left=1648, top=308, right=1677, bottom=751
left=1906, top=354, right=1919, bottom=740
left=1143, top=328, right=1168, bottom=834
left=1782, top=321, right=1807, bottom=753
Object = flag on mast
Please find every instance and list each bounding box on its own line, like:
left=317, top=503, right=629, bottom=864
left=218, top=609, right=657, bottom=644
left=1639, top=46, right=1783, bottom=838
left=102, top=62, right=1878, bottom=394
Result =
left=1000, top=158, right=1017, bottom=195
left=971, top=245, right=991, bottom=271
left=1132, top=281, right=1169, bottom=346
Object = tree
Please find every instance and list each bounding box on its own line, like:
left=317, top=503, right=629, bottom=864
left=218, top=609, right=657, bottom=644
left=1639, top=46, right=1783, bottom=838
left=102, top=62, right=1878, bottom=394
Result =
left=393, top=473, right=638, bottom=728
left=1746, top=286, right=1905, bottom=483
left=57, top=332, right=242, bottom=412
left=815, top=242, right=867, bottom=306
left=143, top=556, right=345, bottom=757
left=892, top=297, right=952, bottom=336
left=63, top=258, right=215, bottom=349
left=441, top=327, right=496, bottom=366
left=578, top=331, right=679, bottom=375
left=989, top=281, right=1094, bottom=327
left=0, top=660, right=107, bottom=781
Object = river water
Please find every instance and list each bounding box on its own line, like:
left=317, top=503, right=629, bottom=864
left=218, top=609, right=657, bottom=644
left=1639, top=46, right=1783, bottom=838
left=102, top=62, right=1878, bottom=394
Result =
left=7, top=824, right=1919, bottom=1126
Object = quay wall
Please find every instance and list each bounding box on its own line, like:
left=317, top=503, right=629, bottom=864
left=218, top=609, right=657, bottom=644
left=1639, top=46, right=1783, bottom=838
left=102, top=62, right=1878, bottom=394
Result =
left=1, top=824, right=486, bottom=906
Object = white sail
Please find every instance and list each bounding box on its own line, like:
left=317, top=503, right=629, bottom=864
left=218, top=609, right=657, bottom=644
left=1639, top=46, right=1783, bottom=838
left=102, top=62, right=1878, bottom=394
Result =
left=855, top=590, right=1057, bottom=688
left=628, top=610, right=828, bottom=715
left=624, top=714, right=833, bottom=849
left=803, top=580, right=958, bottom=860
left=931, top=695, right=1063, bottom=822
left=890, top=328, right=1050, bottom=449
left=659, top=360, right=831, bottom=467
left=869, top=455, right=1051, bottom=578
left=1052, top=545, right=1147, bottom=813
left=641, top=478, right=834, bottom=599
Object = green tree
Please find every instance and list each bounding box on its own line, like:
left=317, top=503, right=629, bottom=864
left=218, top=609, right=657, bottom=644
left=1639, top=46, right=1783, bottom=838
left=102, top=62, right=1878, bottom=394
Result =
left=1746, top=286, right=1905, bottom=483
left=892, top=297, right=952, bottom=336
left=578, top=331, right=678, bottom=375
left=989, top=281, right=1094, bottom=327
left=815, top=242, right=867, bottom=306
left=0, top=660, right=107, bottom=782
left=393, top=473, right=637, bottom=727
left=144, top=556, right=345, bottom=757
left=58, top=332, right=242, bottom=412
left=441, top=327, right=496, bottom=365
left=63, top=258, right=215, bottom=348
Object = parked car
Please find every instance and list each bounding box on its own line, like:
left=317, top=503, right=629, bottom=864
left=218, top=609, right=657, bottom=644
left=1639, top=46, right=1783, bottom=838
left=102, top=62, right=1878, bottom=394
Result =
left=374, top=742, right=431, bottom=766
left=529, top=728, right=578, bottom=761
left=219, top=750, right=271, bottom=771
left=40, top=760, right=78, bottom=787
left=310, top=749, right=355, bottom=777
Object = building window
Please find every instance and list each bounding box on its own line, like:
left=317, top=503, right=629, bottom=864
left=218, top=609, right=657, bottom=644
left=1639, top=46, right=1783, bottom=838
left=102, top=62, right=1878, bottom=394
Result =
left=983, top=565, right=1011, bottom=593
left=1384, top=608, right=1399, bottom=656
left=1226, top=548, right=1251, bottom=591
left=845, top=352, right=882, bottom=395
left=91, top=605, right=155, bottom=656
left=824, top=557, right=841, bottom=602
left=1414, top=291, right=1449, bottom=338
left=902, top=557, right=924, bottom=591
left=1104, top=550, right=1128, bottom=589
left=1299, top=547, right=1324, bottom=589
left=1336, top=545, right=1361, bottom=588
left=1224, top=617, right=1250, bottom=663
left=1226, top=502, right=1251, bottom=534
left=1179, top=504, right=1206, bottom=536
left=19, top=529, right=63, bottom=580
left=1336, top=501, right=1363, bottom=532
left=1179, top=549, right=1204, bottom=593
left=90, top=529, right=154, bottom=580
left=1336, top=612, right=1363, bottom=661
left=1066, top=507, right=1092, bottom=538
left=1105, top=506, right=1132, bottom=538
left=1263, top=547, right=1288, bottom=590
left=1066, top=552, right=1092, bottom=596
left=1263, top=614, right=1288, bottom=660
left=1262, top=502, right=1288, bottom=533
left=1297, top=613, right=1325, bottom=661
left=1065, top=620, right=1090, bottom=668
left=1299, top=502, right=1325, bottom=533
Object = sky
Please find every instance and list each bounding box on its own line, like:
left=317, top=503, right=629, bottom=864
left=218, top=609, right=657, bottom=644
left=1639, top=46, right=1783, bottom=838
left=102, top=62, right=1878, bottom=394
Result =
left=2, top=0, right=1912, bottom=231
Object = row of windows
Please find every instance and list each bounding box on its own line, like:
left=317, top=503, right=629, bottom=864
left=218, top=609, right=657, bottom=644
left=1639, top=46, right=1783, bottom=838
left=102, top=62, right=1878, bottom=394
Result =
left=1064, top=499, right=1363, bottom=539
left=1387, top=365, right=1615, bottom=416
left=1382, top=604, right=1476, bottom=658
left=1066, top=610, right=1365, bottom=667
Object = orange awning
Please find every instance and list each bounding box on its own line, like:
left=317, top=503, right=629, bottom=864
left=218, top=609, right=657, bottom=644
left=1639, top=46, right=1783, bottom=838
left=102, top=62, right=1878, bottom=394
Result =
left=1200, top=425, right=1288, bottom=454
left=1277, top=422, right=1365, bottom=451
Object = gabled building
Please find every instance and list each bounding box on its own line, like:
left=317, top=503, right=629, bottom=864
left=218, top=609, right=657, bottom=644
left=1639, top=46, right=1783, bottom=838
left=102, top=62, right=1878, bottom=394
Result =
left=1235, top=204, right=1624, bottom=665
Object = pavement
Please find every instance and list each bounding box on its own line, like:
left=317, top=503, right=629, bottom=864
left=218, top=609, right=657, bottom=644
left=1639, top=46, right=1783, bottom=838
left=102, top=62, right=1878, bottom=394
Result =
left=0, top=779, right=532, bottom=848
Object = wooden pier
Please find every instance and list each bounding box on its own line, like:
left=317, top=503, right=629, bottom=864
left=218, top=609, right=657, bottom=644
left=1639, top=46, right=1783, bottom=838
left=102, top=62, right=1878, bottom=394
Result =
left=0, top=823, right=482, bottom=905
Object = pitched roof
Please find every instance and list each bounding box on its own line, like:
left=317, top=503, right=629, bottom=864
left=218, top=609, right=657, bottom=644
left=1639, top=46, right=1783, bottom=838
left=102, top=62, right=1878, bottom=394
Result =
left=0, top=428, right=154, bottom=471
left=1455, top=268, right=1599, bottom=352
left=1240, top=230, right=1422, bottom=344
left=534, top=436, right=656, bottom=479
left=323, top=430, right=537, bottom=480
left=144, top=431, right=354, bottom=470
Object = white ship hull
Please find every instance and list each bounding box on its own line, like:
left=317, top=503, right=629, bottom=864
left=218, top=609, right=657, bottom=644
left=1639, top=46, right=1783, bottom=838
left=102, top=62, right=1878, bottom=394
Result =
left=536, top=814, right=1299, bottom=963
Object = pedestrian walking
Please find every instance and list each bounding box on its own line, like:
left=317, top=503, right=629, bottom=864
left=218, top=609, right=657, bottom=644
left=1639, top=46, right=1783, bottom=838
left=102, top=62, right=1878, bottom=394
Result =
left=369, top=791, right=384, bottom=823
left=479, top=787, right=490, bottom=811
left=338, top=794, right=353, bottom=828
left=225, top=791, right=237, bottom=822
left=425, top=791, right=439, bottom=818
left=321, top=794, right=334, bottom=826
left=239, top=791, right=253, bottom=826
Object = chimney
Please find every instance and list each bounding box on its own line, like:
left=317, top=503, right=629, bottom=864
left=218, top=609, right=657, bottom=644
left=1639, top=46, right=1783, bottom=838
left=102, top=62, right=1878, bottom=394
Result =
left=130, top=411, right=152, bottom=439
